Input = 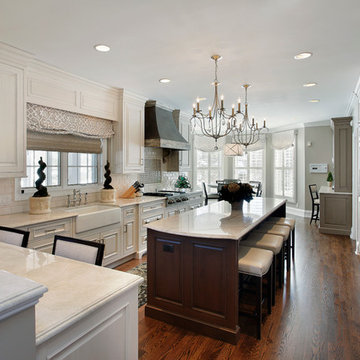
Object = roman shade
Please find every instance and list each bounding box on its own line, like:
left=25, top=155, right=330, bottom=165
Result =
left=194, top=134, right=225, bottom=152
left=26, top=103, right=114, bottom=153
left=271, top=130, right=295, bottom=150
left=27, top=131, right=102, bottom=153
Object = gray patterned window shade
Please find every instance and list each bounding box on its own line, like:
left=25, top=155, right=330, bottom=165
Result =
left=27, top=131, right=102, bottom=153
left=26, top=103, right=114, bottom=138
left=26, top=103, right=114, bottom=153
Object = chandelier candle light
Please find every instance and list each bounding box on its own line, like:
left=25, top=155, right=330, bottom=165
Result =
left=190, top=55, right=268, bottom=151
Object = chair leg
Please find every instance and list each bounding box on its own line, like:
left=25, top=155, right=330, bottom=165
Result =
left=256, top=276, right=262, bottom=340
left=291, top=228, right=295, bottom=260
left=310, top=204, right=314, bottom=224
left=267, top=265, right=272, bottom=315
left=315, top=204, right=319, bottom=223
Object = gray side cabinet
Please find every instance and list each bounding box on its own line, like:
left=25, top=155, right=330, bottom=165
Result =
left=332, top=116, right=352, bottom=192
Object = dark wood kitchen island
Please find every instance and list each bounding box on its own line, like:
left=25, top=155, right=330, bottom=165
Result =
left=145, top=198, right=286, bottom=344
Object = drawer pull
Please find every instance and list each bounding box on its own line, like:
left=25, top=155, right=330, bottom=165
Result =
left=44, top=229, right=57, bottom=233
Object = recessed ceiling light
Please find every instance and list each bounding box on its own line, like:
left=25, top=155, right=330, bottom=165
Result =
left=198, top=97, right=207, bottom=101
left=303, top=82, right=317, bottom=87
left=94, top=44, right=110, bottom=52
left=159, top=78, right=171, bottom=83
left=309, top=99, right=320, bottom=103
left=294, top=52, right=312, bottom=60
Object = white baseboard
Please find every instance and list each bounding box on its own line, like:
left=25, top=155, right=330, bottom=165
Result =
left=287, top=206, right=311, bottom=218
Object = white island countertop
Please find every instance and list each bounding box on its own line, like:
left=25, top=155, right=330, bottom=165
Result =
left=319, top=186, right=352, bottom=195
left=0, top=242, right=143, bottom=345
left=146, top=197, right=286, bottom=240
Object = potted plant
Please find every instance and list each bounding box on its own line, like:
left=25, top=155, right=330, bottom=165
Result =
left=219, top=182, right=255, bottom=210
left=174, top=175, right=191, bottom=191
left=29, top=157, right=51, bottom=214
left=100, top=161, right=116, bottom=203
left=327, top=171, right=333, bottom=188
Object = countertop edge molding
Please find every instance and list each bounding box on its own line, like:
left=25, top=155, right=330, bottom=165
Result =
left=0, top=270, right=47, bottom=321
left=35, top=277, right=143, bottom=346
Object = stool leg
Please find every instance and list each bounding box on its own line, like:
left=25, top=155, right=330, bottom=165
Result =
left=256, top=276, right=262, bottom=340
left=292, top=228, right=295, bottom=260
left=310, top=204, right=314, bottom=224
left=286, top=237, right=291, bottom=272
left=267, top=265, right=272, bottom=315
left=279, top=246, right=284, bottom=288
left=272, top=254, right=276, bottom=306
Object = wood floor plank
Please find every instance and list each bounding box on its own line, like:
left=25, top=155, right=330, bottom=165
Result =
left=116, top=216, right=360, bottom=359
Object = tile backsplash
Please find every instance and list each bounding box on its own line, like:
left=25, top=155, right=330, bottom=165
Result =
left=0, top=146, right=192, bottom=216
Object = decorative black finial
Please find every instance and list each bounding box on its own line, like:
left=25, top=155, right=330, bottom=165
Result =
left=33, top=157, right=48, bottom=197
left=103, top=161, right=114, bottom=189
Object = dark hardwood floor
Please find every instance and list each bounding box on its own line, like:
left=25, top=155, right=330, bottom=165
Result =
left=116, top=216, right=360, bottom=360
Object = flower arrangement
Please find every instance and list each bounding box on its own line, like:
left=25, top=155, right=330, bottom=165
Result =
left=175, top=175, right=191, bottom=189
left=219, top=182, right=255, bottom=203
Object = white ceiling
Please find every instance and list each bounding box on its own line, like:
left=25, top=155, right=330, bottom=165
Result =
left=1, top=0, right=359, bottom=128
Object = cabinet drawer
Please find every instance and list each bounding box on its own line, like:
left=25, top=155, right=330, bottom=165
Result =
left=141, top=201, right=165, bottom=214
left=28, top=219, right=72, bottom=252
left=122, top=206, right=136, bottom=219
left=140, top=214, right=164, bottom=234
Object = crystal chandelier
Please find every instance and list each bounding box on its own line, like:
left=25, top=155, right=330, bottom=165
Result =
left=190, top=55, right=268, bottom=151
left=232, top=84, right=268, bottom=152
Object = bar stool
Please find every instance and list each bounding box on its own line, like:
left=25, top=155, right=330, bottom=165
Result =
left=238, top=246, right=273, bottom=340
left=266, top=217, right=296, bottom=260
left=240, top=233, right=283, bottom=306
left=253, top=223, right=291, bottom=275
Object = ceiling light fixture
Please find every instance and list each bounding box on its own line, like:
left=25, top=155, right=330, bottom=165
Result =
left=159, top=78, right=171, bottom=83
left=94, top=44, right=110, bottom=52
left=303, top=82, right=317, bottom=87
left=309, top=99, right=320, bottom=103
left=190, top=55, right=268, bottom=150
left=294, top=52, right=312, bottom=60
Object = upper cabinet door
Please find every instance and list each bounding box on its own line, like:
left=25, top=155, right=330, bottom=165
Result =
left=110, top=92, right=145, bottom=174
left=179, top=117, right=191, bottom=171
left=122, top=99, right=144, bottom=173
left=0, top=62, right=25, bottom=177
left=26, top=69, right=119, bottom=121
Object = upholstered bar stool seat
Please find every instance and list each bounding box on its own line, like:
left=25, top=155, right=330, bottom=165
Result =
left=266, top=217, right=295, bottom=230
left=254, top=223, right=291, bottom=275
left=241, top=233, right=283, bottom=304
left=266, top=217, right=296, bottom=260
left=238, top=246, right=273, bottom=339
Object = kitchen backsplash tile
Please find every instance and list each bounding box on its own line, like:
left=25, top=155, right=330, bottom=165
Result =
left=0, top=146, right=192, bottom=215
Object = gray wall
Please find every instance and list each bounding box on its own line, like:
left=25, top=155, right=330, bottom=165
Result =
left=304, top=126, right=333, bottom=210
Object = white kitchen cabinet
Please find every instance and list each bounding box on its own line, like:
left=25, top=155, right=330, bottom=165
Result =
left=25, top=218, right=73, bottom=253
left=101, top=227, right=123, bottom=266
left=122, top=206, right=137, bottom=256
left=26, top=63, right=119, bottom=121
left=0, top=61, right=26, bottom=177
left=110, top=91, right=146, bottom=174
left=179, top=114, right=191, bottom=171
left=75, top=223, right=123, bottom=266
left=138, top=200, right=165, bottom=258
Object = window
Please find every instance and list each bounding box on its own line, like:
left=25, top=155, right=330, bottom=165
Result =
left=195, top=150, right=223, bottom=188
left=274, top=146, right=295, bottom=200
left=21, top=150, right=60, bottom=188
left=21, top=150, right=100, bottom=190
left=68, top=153, right=98, bottom=185
left=233, top=149, right=264, bottom=183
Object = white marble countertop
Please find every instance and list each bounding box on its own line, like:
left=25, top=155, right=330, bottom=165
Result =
left=0, top=196, right=165, bottom=228
left=0, top=242, right=143, bottom=345
left=319, top=186, right=352, bottom=195
left=146, top=197, right=286, bottom=240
